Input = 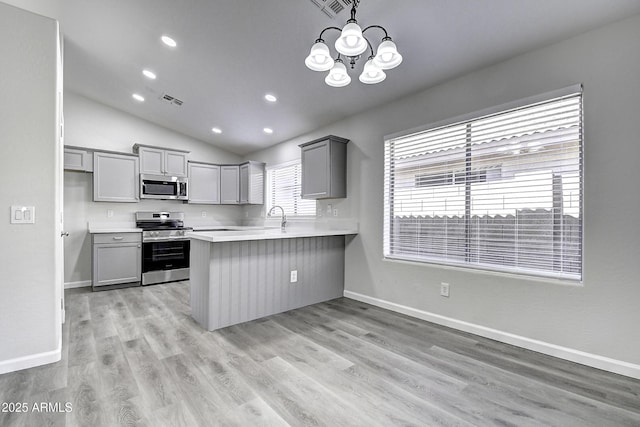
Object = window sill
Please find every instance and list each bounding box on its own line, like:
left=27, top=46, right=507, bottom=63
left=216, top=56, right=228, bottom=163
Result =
left=382, top=255, right=583, bottom=287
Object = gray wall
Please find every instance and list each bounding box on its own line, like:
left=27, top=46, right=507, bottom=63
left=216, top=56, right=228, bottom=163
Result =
left=63, top=92, right=244, bottom=284
left=246, top=14, right=640, bottom=366
left=0, top=3, right=60, bottom=365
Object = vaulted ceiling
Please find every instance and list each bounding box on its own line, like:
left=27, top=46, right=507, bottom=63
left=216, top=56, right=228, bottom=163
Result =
left=60, top=0, right=640, bottom=155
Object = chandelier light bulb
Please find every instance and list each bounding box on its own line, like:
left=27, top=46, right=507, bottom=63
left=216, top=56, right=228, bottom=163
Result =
left=305, top=41, right=333, bottom=72
left=373, top=39, right=403, bottom=70
left=325, top=60, right=351, bottom=87
left=359, top=58, right=386, bottom=84
left=335, top=22, right=367, bottom=56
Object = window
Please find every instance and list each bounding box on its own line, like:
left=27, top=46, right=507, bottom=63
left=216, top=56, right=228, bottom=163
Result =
left=266, top=160, right=316, bottom=217
left=384, top=86, right=583, bottom=280
left=415, top=167, right=500, bottom=188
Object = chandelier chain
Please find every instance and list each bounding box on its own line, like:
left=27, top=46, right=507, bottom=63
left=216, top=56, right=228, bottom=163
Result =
left=349, top=0, right=360, bottom=22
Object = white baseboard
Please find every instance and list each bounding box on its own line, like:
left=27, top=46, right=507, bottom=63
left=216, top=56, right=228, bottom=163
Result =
left=64, top=280, right=91, bottom=289
left=343, top=290, right=640, bottom=380
left=0, top=342, right=61, bottom=375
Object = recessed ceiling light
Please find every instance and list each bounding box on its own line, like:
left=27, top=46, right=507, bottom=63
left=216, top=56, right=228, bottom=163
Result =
left=132, top=93, right=145, bottom=102
left=142, top=69, right=157, bottom=80
left=263, top=128, right=274, bottom=134
left=211, top=127, right=222, bottom=134
left=161, top=35, right=177, bottom=47
left=264, top=94, right=277, bottom=102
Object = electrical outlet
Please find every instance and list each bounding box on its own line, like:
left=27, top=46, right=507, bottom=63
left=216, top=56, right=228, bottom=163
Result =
left=440, top=282, right=450, bottom=297
left=333, top=208, right=338, bottom=217
left=290, top=270, right=298, bottom=283
left=327, top=204, right=332, bottom=214
left=201, top=211, right=207, bottom=217
left=107, top=209, right=114, bottom=218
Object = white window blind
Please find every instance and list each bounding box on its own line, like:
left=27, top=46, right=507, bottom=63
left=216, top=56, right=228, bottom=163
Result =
left=384, top=89, right=583, bottom=280
left=266, top=161, right=316, bottom=217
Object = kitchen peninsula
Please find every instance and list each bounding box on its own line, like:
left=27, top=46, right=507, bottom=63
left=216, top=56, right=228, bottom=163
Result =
left=189, top=227, right=357, bottom=331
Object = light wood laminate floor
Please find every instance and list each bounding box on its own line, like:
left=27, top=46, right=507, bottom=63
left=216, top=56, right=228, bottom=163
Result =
left=1, top=281, right=639, bottom=426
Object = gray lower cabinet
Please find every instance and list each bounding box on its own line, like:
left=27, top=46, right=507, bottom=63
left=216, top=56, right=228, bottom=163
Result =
left=188, top=161, right=220, bottom=204
left=190, top=236, right=346, bottom=331
left=299, top=135, right=349, bottom=199
left=93, top=151, right=139, bottom=202
left=92, top=233, right=141, bottom=289
left=220, top=165, right=240, bottom=204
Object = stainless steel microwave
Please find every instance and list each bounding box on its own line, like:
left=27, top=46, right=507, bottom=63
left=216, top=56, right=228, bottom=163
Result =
left=140, top=174, right=188, bottom=200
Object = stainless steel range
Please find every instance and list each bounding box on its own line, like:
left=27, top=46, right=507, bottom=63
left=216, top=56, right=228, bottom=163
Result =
left=136, top=211, right=190, bottom=286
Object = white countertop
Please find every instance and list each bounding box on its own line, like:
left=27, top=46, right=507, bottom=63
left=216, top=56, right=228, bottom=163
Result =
left=88, top=226, right=142, bottom=234
left=188, top=227, right=358, bottom=243
left=190, top=225, right=267, bottom=232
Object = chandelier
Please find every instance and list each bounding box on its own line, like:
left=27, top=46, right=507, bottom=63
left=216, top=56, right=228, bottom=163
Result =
left=304, top=0, right=402, bottom=87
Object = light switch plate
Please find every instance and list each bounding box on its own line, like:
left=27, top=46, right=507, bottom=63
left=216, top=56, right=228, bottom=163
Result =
left=11, top=206, right=35, bottom=224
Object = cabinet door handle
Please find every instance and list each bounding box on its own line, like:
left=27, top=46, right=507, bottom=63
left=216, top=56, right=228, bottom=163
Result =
left=137, top=244, right=141, bottom=248
left=113, top=236, right=124, bottom=240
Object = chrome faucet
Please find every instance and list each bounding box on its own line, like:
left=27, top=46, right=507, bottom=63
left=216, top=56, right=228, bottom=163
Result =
left=268, top=205, right=287, bottom=230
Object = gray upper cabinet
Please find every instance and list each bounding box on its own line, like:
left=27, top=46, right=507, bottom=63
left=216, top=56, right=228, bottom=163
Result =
left=64, top=147, right=93, bottom=172
left=188, top=161, right=220, bottom=204
left=239, top=161, right=265, bottom=204
left=134, top=144, right=189, bottom=177
left=220, top=165, right=240, bottom=204
left=165, top=150, right=188, bottom=176
left=93, top=152, right=139, bottom=202
left=190, top=161, right=263, bottom=205
left=300, top=135, right=349, bottom=199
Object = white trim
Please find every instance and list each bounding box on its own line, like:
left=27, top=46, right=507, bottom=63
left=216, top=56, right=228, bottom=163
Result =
left=64, top=280, right=91, bottom=289
left=343, top=290, right=640, bottom=380
left=381, top=257, right=583, bottom=287
left=0, top=336, right=61, bottom=375
left=385, top=83, right=583, bottom=140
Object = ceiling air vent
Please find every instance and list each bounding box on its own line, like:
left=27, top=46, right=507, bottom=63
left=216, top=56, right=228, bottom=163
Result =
left=309, top=0, right=351, bottom=19
left=160, top=93, right=184, bottom=107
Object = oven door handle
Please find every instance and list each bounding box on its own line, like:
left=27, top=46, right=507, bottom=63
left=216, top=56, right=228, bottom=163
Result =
left=143, top=237, right=190, bottom=243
